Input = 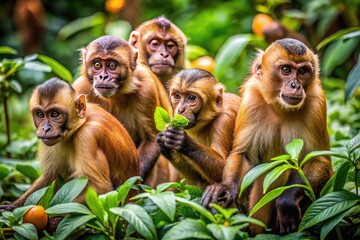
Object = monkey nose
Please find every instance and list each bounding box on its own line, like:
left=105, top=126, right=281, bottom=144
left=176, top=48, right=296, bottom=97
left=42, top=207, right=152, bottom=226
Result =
left=290, top=81, right=301, bottom=89
left=99, top=75, right=110, bottom=81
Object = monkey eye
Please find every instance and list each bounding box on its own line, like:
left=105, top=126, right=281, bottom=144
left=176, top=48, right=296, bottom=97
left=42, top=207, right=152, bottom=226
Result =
left=36, top=111, right=45, bottom=118
left=173, top=92, right=181, bottom=100
left=167, top=41, right=177, bottom=49
left=108, top=61, right=117, bottom=70
left=93, top=61, right=102, bottom=70
left=188, top=95, right=196, bottom=102
left=51, top=111, right=61, bottom=118
left=149, top=39, right=161, bottom=49
left=298, top=67, right=308, bottom=75
left=281, top=66, right=292, bottom=75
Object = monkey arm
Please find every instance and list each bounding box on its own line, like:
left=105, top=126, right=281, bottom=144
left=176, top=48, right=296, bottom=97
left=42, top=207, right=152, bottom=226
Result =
left=138, top=139, right=161, bottom=181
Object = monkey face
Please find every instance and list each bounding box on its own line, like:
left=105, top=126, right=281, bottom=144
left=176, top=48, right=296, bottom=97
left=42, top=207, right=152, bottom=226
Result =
left=170, top=91, right=201, bottom=129
left=32, top=107, right=68, bottom=146
left=90, top=58, right=128, bottom=98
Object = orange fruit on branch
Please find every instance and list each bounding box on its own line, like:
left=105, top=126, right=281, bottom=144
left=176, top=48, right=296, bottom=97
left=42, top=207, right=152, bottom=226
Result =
left=252, top=13, right=274, bottom=36
left=23, top=205, right=48, bottom=231
left=191, top=56, right=216, bottom=73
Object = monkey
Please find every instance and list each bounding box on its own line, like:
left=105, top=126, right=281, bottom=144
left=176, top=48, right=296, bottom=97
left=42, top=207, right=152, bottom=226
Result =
left=72, top=35, right=174, bottom=186
left=156, top=68, right=241, bottom=189
left=201, top=38, right=333, bottom=235
left=0, top=78, right=139, bottom=211
left=129, top=16, right=187, bottom=87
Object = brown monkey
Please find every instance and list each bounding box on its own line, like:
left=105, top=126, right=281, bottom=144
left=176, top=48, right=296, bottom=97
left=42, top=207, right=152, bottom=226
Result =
left=72, top=35, right=173, bottom=186
left=202, top=38, right=333, bottom=235
left=0, top=78, right=139, bottom=210
left=157, top=68, right=240, bottom=189
left=129, top=16, right=187, bottom=86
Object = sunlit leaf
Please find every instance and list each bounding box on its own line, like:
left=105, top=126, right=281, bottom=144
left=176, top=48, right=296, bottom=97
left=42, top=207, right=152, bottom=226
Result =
left=301, top=150, right=335, bottom=168
left=230, top=214, right=267, bottom=228
left=38, top=181, right=55, bottom=209
left=46, top=202, right=92, bottom=215
left=148, top=191, right=176, bottom=221
left=154, top=106, right=171, bottom=131
left=263, top=165, right=295, bottom=193
left=24, top=186, right=49, bottom=206
left=0, top=46, right=17, bottom=55
left=207, top=223, right=241, bottom=240
left=285, top=138, right=303, bottom=161
left=117, top=176, right=142, bottom=205
left=316, top=27, right=360, bottom=50
left=85, top=187, right=107, bottom=224
left=50, top=178, right=88, bottom=206
left=162, top=218, right=213, bottom=240
left=37, top=54, right=73, bottom=82
left=15, top=164, right=39, bottom=180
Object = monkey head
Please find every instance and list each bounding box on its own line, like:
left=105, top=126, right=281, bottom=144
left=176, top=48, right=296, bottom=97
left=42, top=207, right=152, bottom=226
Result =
left=29, top=78, right=86, bottom=146
left=129, top=16, right=187, bottom=80
left=168, top=68, right=223, bottom=129
left=81, top=35, right=137, bottom=98
left=255, top=38, right=319, bottom=111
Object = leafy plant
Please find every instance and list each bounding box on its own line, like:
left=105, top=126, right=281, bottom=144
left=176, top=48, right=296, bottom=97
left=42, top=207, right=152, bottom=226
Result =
left=154, top=106, right=189, bottom=131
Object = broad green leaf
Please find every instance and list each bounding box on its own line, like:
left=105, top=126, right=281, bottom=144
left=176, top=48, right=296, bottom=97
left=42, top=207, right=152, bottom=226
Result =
left=285, top=138, right=303, bottom=161
left=156, top=181, right=179, bottom=192
left=15, top=164, right=39, bottom=180
left=13, top=205, right=34, bottom=220
left=229, top=214, right=267, bottom=228
left=263, top=164, right=296, bottom=193
left=169, top=114, right=189, bottom=128
left=85, top=187, right=107, bottom=224
left=320, top=205, right=360, bottom=240
left=320, top=174, right=335, bottom=197
left=271, top=154, right=291, bottom=161
left=110, top=204, right=157, bottom=240
left=301, top=150, right=337, bottom=168
left=37, top=54, right=73, bottom=82
left=214, top=34, right=250, bottom=78
left=162, top=218, right=213, bottom=240
left=38, top=180, right=55, bottom=209
left=239, top=160, right=287, bottom=197
left=316, top=27, right=360, bottom=50
left=207, top=223, right=240, bottom=240
left=24, top=186, right=49, bottom=206
left=0, top=164, right=10, bottom=180
left=148, top=191, right=176, bottom=221
left=9, top=80, right=22, bottom=93
left=210, top=204, right=238, bottom=219
left=23, top=61, right=52, bottom=72
left=249, top=185, right=295, bottom=216
left=346, top=131, right=360, bottom=153
left=175, top=196, right=216, bottom=223
left=299, top=191, right=360, bottom=231
left=117, top=176, right=142, bottom=205
left=0, top=46, right=17, bottom=55
left=99, top=190, right=118, bottom=225
left=50, top=178, right=88, bottom=206
left=154, top=106, right=171, bottom=131
left=55, top=214, right=95, bottom=240
left=333, top=161, right=353, bottom=191
left=345, top=56, right=360, bottom=101
left=13, top=223, right=38, bottom=240
left=46, top=202, right=92, bottom=215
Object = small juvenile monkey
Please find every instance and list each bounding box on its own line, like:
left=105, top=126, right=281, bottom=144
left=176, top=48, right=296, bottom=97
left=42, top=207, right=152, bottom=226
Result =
left=72, top=35, right=173, bottom=186
left=129, top=16, right=187, bottom=87
left=157, top=68, right=241, bottom=188
left=0, top=78, right=139, bottom=210
left=202, top=38, right=333, bottom=235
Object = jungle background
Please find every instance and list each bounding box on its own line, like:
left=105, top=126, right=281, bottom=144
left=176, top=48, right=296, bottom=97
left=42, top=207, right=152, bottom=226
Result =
left=0, top=0, right=360, bottom=239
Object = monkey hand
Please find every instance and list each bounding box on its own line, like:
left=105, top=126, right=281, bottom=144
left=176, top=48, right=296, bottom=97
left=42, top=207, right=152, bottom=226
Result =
left=201, top=183, right=234, bottom=211
left=157, top=127, right=187, bottom=153
left=275, top=196, right=301, bottom=235
left=0, top=201, right=17, bottom=213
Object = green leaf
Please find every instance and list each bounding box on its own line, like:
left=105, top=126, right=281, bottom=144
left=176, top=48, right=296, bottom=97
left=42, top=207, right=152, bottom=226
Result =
left=23, top=61, right=52, bottom=72
left=301, top=150, right=336, bottom=168
left=207, top=223, right=240, bottom=240
left=333, top=161, right=353, bottom=191
left=85, top=187, right=107, bottom=224
left=110, top=204, right=157, bottom=240
left=346, top=131, right=360, bottom=153
left=239, top=160, right=287, bottom=197
left=162, top=218, right=213, bottom=240
left=15, top=164, right=39, bottom=180
left=263, top=164, right=295, bottom=193
left=154, top=106, right=171, bottom=131
left=50, top=178, right=88, bottom=206
left=0, top=164, right=10, bottom=180
left=9, top=80, right=22, bottom=93
left=169, top=114, right=189, bottom=128
left=214, top=34, right=250, bottom=78
left=99, top=190, right=118, bottom=225
left=249, top=185, right=294, bottom=216
left=285, top=138, right=303, bottom=161
left=271, top=154, right=291, bottom=161
left=210, top=204, right=238, bottom=219
left=299, top=191, right=360, bottom=231
left=320, top=175, right=335, bottom=197
left=38, top=180, right=55, bottom=209
left=13, top=205, right=34, bottom=220
left=13, top=223, right=38, bottom=240
left=229, top=214, right=267, bottom=228
left=24, top=186, right=49, bottom=206
left=316, top=27, right=360, bottom=50
left=174, top=196, right=216, bottom=223
left=148, top=191, right=176, bottom=221
left=46, top=202, right=92, bottom=215
left=37, top=54, right=73, bottom=82
left=320, top=205, right=360, bottom=240
left=0, top=46, right=18, bottom=55
left=156, top=181, right=179, bottom=192
left=55, top=214, right=95, bottom=240
left=116, top=176, right=142, bottom=205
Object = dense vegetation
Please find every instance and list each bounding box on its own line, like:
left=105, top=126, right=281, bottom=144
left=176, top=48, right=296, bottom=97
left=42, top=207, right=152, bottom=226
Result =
left=0, top=0, right=360, bottom=239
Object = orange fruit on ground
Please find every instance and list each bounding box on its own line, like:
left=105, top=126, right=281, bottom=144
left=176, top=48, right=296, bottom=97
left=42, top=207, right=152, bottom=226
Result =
left=23, top=205, right=48, bottom=231
left=191, top=56, right=216, bottom=73
left=252, top=13, right=274, bottom=36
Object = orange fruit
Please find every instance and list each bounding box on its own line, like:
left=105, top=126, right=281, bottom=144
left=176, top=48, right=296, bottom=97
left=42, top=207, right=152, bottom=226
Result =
left=23, top=205, right=48, bottom=231
left=191, top=56, right=216, bottom=73
left=252, top=13, right=274, bottom=36
left=105, top=0, right=126, bottom=14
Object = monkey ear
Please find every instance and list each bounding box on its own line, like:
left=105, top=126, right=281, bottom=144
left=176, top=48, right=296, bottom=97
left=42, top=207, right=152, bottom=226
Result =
left=215, top=84, right=224, bottom=107
left=75, top=94, right=87, bottom=119
left=129, top=31, right=140, bottom=49
left=130, top=51, right=138, bottom=71
left=81, top=48, right=87, bottom=63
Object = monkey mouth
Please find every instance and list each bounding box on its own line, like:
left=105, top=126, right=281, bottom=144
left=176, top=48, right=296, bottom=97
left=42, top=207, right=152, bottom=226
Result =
left=94, top=84, right=118, bottom=97
left=151, top=63, right=174, bottom=70
left=281, top=94, right=303, bottom=106
left=38, top=136, right=61, bottom=146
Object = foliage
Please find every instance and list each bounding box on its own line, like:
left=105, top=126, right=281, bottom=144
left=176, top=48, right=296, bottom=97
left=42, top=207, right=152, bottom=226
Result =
left=154, top=107, right=189, bottom=131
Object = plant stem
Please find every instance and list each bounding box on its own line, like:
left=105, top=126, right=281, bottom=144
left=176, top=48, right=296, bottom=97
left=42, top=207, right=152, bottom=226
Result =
left=354, top=164, right=359, bottom=196
left=297, top=169, right=316, bottom=201
left=3, top=96, right=11, bottom=158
